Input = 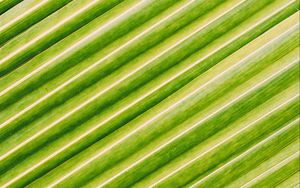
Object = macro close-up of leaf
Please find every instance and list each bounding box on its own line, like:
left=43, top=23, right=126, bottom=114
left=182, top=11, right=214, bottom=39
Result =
left=0, top=0, right=299, bottom=187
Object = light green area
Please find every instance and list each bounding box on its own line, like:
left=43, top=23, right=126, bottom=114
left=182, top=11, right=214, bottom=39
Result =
left=277, top=171, right=300, bottom=188
left=228, top=139, right=299, bottom=187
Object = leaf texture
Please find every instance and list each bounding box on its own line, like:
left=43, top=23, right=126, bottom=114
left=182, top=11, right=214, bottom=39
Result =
left=0, top=0, right=299, bottom=187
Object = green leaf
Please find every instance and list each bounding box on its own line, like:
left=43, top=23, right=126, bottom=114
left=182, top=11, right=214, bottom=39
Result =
left=0, top=0, right=298, bottom=187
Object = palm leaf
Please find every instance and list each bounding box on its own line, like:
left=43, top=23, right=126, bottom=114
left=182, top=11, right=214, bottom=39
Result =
left=0, top=0, right=298, bottom=187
